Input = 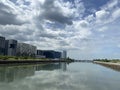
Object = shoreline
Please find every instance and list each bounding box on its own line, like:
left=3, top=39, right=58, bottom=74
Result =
left=94, top=61, right=120, bottom=71
left=94, top=61, right=120, bottom=66
left=0, top=60, right=73, bottom=65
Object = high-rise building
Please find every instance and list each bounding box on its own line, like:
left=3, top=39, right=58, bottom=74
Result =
left=62, top=50, right=67, bottom=59
left=0, top=36, right=5, bottom=55
left=5, top=39, right=17, bottom=56
left=17, top=43, right=36, bottom=57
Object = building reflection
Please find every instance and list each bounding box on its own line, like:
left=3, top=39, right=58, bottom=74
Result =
left=35, top=63, right=67, bottom=71
left=60, top=63, right=67, bottom=71
left=0, top=66, right=35, bottom=82
left=0, top=63, right=67, bottom=82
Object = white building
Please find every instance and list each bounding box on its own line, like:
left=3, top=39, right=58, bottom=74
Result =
left=17, top=43, right=36, bottom=57
left=62, top=50, right=67, bottom=59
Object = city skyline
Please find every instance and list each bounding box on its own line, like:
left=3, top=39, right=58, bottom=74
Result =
left=0, top=35, right=63, bottom=59
left=0, top=0, right=120, bottom=59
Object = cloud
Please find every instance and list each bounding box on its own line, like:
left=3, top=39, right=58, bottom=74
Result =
left=112, top=8, right=120, bottom=19
left=95, top=10, right=110, bottom=24
left=0, top=0, right=86, bottom=48
left=98, top=26, right=108, bottom=32
left=76, top=20, right=89, bottom=28
left=37, top=0, right=73, bottom=25
left=95, top=10, right=109, bottom=20
left=0, top=2, right=24, bottom=25
left=0, top=0, right=120, bottom=59
left=102, top=0, right=120, bottom=10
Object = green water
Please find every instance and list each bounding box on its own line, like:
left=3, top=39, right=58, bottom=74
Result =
left=0, top=62, right=120, bottom=90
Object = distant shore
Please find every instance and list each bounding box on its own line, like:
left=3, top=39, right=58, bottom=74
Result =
left=94, top=61, right=120, bottom=66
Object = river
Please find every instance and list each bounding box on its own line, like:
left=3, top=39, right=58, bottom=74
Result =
left=0, top=62, right=120, bottom=90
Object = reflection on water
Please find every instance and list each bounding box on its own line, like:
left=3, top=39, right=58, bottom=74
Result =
left=0, top=66, right=34, bottom=83
left=0, top=62, right=120, bottom=90
left=0, top=63, right=67, bottom=83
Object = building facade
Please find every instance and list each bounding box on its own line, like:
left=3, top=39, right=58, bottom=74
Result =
left=36, top=50, right=46, bottom=58
left=5, top=40, right=17, bottom=56
left=17, top=43, right=36, bottom=57
left=37, top=50, right=61, bottom=59
left=0, top=36, right=5, bottom=55
left=62, top=50, right=67, bottom=59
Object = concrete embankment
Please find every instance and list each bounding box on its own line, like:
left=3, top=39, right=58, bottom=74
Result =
left=0, top=60, right=72, bottom=65
left=94, top=61, right=120, bottom=71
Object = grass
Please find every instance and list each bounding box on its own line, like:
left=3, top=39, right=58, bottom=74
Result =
left=0, top=55, right=49, bottom=61
left=0, top=55, right=74, bottom=62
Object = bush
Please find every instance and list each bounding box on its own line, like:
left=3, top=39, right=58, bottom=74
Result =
left=0, top=55, right=9, bottom=60
left=15, top=57, right=18, bottom=60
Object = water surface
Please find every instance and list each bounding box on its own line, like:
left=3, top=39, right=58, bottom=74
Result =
left=0, top=62, right=120, bottom=90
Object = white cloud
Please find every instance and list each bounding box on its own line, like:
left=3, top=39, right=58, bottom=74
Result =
left=95, top=10, right=110, bottom=24
left=96, top=10, right=109, bottom=19
left=98, top=26, right=108, bottom=32
left=102, top=0, right=119, bottom=10
left=112, top=8, right=120, bottom=19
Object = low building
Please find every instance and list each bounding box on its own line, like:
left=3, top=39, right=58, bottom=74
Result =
left=37, top=50, right=61, bottom=59
left=54, top=51, right=62, bottom=59
left=0, top=36, right=5, bottom=55
left=5, top=39, right=17, bottom=56
left=17, top=43, right=36, bottom=57
left=36, top=50, right=46, bottom=58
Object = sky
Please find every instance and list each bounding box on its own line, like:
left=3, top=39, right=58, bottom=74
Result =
left=0, top=0, right=120, bottom=60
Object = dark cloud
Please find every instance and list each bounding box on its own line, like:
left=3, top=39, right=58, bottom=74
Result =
left=42, top=11, right=73, bottom=25
left=58, top=40, right=69, bottom=46
left=0, top=3, right=24, bottom=25
left=0, top=29, right=19, bottom=36
left=40, top=0, right=73, bottom=25
left=36, top=31, right=58, bottom=39
left=40, top=33, right=57, bottom=39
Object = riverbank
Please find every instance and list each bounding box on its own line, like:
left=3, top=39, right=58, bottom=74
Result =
left=94, top=61, right=120, bottom=66
left=94, top=61, right=120, bottom=71
left=0, top=55, right=74, bottom=65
